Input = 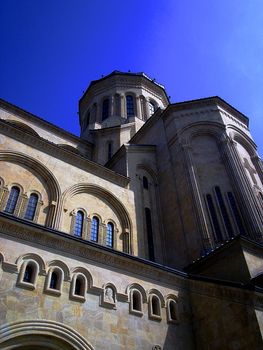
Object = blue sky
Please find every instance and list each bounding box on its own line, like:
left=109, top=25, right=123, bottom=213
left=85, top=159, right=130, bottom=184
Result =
left=0, top=0, right=262, bottom=155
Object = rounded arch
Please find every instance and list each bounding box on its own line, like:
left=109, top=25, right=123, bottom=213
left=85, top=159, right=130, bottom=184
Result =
left=16, top=253, right=46, bottom=274
left=61, top=183, right=132, bottom=252
left=0, top=151, right=61, bottom=227
left=137, top=164, right=158, bottom=185
left=148, top=288, right=165, bottom=307
left=0, top=151, right=60, bottom=202
left=178, top=121, right=225, bottom=146
left=0, top=176, right=5, bottom=187
left=71, top=266, right=93, bottom=288
left=229, top=129, right=257, bottom=158
left=126, top=283, right=147, bottom=302
left=5, top=120, right=40, bottom=137
left=0, top=320, right=95, bottom=350
left=47, top=260, right=71, bottom=281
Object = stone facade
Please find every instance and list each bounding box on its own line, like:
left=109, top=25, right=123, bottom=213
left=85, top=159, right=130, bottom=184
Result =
left=0, top=71, right=262, bottom=349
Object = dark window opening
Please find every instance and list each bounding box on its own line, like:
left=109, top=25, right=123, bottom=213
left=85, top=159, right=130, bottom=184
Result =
left=50, top=271, right=59, bottom=290
left=143, top=176, right=148, bottom=190
left=152, top=296, right=160, bottom=316
left=215, top=186, right=234, bottom=238
left=206, top=194, right=223, bottom=242
left=102, top=99, right=109, bottom=120
left=169, top=300, right=177, bottom=321
left=23, top=264, right=34, bottom=283
left=74, top=277, right=82, bottom=296
left=108, top=142, right=113, bottom=161
left=227, top=192, right=245, bottom=234
left=132, top=291, right=141, bottom=311
left=145, top=208, right=155, bottom=261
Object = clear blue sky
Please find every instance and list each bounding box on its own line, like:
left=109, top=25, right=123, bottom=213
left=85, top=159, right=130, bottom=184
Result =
left=0, top=1, right=262, bottom=155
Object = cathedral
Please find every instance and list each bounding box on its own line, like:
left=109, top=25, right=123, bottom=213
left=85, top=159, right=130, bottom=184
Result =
left=0, top=71, right=262, bottom=349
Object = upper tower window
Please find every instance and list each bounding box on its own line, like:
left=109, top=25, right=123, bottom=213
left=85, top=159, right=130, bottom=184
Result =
left=149, top=101, right=156, bottom=116
left=74, top=211, right=84, bottom=237
left=126, top=95, right=135, bottom=116
left=102, top=98, right=110, bottom=120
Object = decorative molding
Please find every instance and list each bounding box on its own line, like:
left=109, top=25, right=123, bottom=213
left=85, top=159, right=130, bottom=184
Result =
left=0, top=319, right=95, bottom=350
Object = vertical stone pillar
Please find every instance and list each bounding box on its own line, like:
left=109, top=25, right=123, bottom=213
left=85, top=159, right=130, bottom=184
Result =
left=110, top=95, right=114, bottom=117
left=100, top=223, right=107, bottom=245
left=220, top=137, right=263, bottom=240
left=18, top=194, right=28, bottom=218
left=85, top=217, right=91, bottom=241
left=0, top=187, right=9, bottom=211
left=181, top=142, right=212, bottom=251
left=136, top=96, right=142, bottom=119
left=120, top=94, right=125, bottom=118
left=251, top=155, right=263, bottom=186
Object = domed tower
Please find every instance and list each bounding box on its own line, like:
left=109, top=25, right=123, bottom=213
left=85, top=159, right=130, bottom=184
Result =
left=79, top=71, right=169, bottom=164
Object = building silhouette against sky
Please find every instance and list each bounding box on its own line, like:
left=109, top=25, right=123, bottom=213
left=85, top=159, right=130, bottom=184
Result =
left=0, top=71, right=263, bottom=349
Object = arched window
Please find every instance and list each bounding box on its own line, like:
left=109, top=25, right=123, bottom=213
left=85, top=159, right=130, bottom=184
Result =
left=90, top=216, right=99, bottom=242
left=145, top=208, right=155, bottom=261
left=167, top=299, right=178, bottom=322
left=151, top=295, right=161, bottom=316
left=126, top=95, right=135, bottom=116
left=106, top=222, right=114, bottom=248
left=24, top=193, right=38, bottom=220
left=215, top=186, right=234, bottom=238
left=227, top=192, right=245, bottom=234
left=23, top=263, right=34, bottom=283
left=50, top=271, right=59, bottom=289
left=143, top=176, right=148, bottom=190
left=74, top=277, right=82, bottom=296
left=102, top=98, right=110, bottom=120
left=108, top=141, right=113, bottom=161
left=206, top=194, right=223, bottom=242
left=149, top=101, right=156, bottom=116
left=5, top=186, right=20, bottom=214
left=74, top=211, right=84, bottom=237
left=130, top=289, right=143, bottom=314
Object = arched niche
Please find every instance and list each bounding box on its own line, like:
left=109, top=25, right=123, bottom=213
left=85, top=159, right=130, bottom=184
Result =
left=0, top=320, right=95, bottom=350
left=60, top=183, right=132, bottom=253
left=0, top=151, right=61, bottom=227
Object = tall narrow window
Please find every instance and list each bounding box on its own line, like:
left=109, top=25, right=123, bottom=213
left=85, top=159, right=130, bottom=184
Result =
left=50, top=271, right=58, bottom=289
left=106, top=222, right=114, bottom=248
left=215, top=186, right=234, bottom=238
left=23, top=264, right=34, bottom=283
left=5, top=186, right=20, bottom=214
left=145, top=208, right=155, bottom=261
left=151, top=295, right=161, bottom=316
left=143, top=176, right=148, bottom=190
left=167, top=299, right=178, bottom=322
left=227, top=192, right=245, bottom=234
left=74, top=211, right=84, bottom=237
left=126, top=95, right=134, bottom=116
left=132, top=290, right=142, bottom=312
left=74, top=277, right=82, bottom=296
left=149, top=102, right=155, bottom=116
left=90, top=216, right=99, bottom=242
left=24, top=193, right=38, bottom=221
left=206, top=194, right=223, bottom=242
left=108, top=141, right=113, bottom=161
left=102, top=98, right=109, bottom=120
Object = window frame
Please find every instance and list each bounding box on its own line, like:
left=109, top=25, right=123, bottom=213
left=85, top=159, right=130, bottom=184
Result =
left=44, top=267, right=64, bottom=296
left=17, top=260, right=39, bottom=290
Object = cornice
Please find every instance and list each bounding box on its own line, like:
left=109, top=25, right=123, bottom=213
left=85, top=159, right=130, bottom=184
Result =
left=0, top=119, right=130, bottom=188
left=0, top=213, right=259, bottom=303
left=0, top=98, right=86, bottom=145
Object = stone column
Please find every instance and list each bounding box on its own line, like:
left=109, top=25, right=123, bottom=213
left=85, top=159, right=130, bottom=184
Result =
left=120, top=94, right=125, bottom=118
left=251, top=155, right=263, bottom=186
left=220, top=137, right=263, bottom=240
left=0, top=187, right=9, bottom=211
left=110, top=95, right=114, bottom=117
left=136, top=96, right=142, bottom=119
